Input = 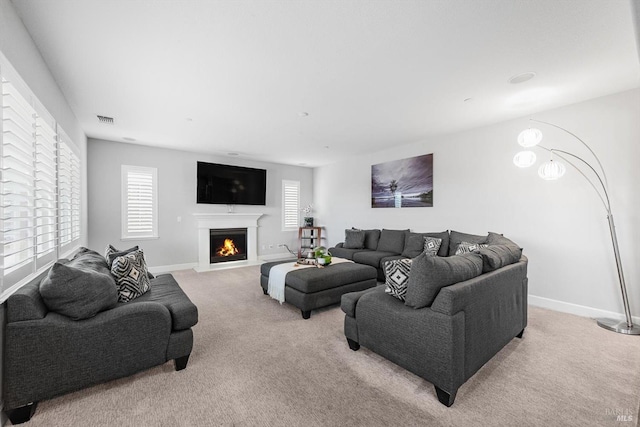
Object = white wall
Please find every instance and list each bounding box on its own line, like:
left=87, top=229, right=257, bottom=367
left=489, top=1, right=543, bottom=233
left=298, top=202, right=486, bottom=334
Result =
left=314, top=89, right=640, bottom=321
left=87, top=139, right=313, bottom=268
left=0, top=0, right=88, bottom=250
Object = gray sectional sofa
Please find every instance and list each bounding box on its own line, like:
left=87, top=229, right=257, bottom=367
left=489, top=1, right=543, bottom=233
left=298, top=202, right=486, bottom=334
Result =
left=334, top=229, right=528, bottom=406
left=3, top=249, right=198, bottom=424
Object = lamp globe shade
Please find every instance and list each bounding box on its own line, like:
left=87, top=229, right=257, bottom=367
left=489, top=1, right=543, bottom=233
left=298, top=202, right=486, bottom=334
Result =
left=518, top=128, right=543, bottom=147
left=538, top=160, right=566, bottom=180
left=513, top=151, right=537, bottom=168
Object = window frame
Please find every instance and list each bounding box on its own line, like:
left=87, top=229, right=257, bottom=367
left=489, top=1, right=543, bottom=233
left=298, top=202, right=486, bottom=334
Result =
left=282, top=179, right=300, bottom=231
left=121, top=165, right=158, bottom=240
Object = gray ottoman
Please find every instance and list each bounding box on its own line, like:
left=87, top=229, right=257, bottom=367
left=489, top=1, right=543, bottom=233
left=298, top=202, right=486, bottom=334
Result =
left=260, top=261, right=378, bottom=319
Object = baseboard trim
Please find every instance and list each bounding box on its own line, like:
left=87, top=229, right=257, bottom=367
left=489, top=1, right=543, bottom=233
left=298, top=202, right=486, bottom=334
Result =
left=259, top=253, right=297, bottom=262
left=528, top=294, right=640, bottom=324
left=148, top=262, right=198, bottom=274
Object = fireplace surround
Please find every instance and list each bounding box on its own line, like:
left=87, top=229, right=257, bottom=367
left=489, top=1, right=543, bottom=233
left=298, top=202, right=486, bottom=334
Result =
left=194, top=213, right=263, bottom=271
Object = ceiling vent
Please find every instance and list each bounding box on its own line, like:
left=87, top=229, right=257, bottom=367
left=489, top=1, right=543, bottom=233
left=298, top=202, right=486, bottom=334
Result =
left=97, top=115, right=114, bottom=125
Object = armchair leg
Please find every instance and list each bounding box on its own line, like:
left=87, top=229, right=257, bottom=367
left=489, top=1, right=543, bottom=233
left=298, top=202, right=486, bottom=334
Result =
left=347, top=338, right=360, bottom=351
left=6, top=402, right=38, bottom=424
left=516, top=328, right=524, bottom=338
left=301, top=310, right=311, bottom=319
left=434, top=386, right=456, bottom=407
left=174, top=355, right=190, bottom=371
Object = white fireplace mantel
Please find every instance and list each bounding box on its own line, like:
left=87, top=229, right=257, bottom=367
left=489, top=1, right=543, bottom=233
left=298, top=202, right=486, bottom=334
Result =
left=194, top=213, right=263, bottom=272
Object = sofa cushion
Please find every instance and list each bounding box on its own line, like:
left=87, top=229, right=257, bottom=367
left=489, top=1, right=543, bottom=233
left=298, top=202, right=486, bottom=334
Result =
left=404, top=252, right=483, bottom=309
left=111, top=250, right=151, bottom=302
left=39, top=261, right=118, bottom=320
left=384, top=258, right=413, bottom=301
left=454, top=241, right=489, bottom=255
left=352, top=250, right=398, bottom=269
left=362, top=229, right=382, bottom=250
left=478, top=245, right=523, bottom=273
left=344, top=229, right=366, bottom=249
left=402, top=231, right=449, bottom=258
left=329, top=246, right=369, bottom=260
left=448, top=230, right=488, bottom=256
left=132, top=274, right=198, bottom=330
left=376, top=229, right=409, bottom=254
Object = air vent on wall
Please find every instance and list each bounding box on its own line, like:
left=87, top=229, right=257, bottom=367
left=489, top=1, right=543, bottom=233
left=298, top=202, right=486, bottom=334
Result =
left=97, top=115, right=114, bottom=125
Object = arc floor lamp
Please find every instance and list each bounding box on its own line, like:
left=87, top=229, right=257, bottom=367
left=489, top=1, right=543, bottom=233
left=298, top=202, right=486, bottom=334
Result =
left=513, top=119, right=639, bottom=335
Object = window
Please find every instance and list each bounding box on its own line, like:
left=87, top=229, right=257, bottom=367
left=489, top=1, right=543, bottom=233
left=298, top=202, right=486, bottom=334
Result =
left=1, top=55, right=82, bottom=297
left=121, top=165, right=158, bottom=239
left=282, top=180, right=300, bottom=231
left=58, top=130, right=81, bottom=251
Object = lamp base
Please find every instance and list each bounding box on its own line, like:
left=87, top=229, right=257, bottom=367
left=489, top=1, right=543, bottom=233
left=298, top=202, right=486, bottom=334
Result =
left=597, top=318, right=640, bottom=335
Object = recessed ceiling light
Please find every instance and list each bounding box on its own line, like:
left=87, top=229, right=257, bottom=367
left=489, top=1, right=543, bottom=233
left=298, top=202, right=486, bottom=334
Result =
left=228, top=152, right=239, bottom=156
left=508, top=72, right=536, bottom=84
left=123, top=137, right=136, bottom=142
left=463, top=97, right=473, bottom=102
left=298, top=163, right=307, bottom=166
left=298, top=112, right=309, bottom=117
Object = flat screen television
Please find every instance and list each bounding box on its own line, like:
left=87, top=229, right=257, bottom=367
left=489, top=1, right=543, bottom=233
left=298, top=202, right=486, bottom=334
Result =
left=197, top=161, right=267, bottom=205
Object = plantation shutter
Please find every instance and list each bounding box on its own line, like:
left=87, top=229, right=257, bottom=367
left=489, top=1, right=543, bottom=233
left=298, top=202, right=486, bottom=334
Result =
left=282, top=180, right=300, bottom=230
left=121, top=165, right=158, bottom=239
left=1, top=77, right=37, bottom=288
left=34, top=113, right=58, bottom=267
left=58, top=130, right=80, bottom=251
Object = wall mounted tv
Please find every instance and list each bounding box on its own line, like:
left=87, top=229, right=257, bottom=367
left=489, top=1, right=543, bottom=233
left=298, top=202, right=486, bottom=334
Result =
left=197, top=161, right=267, bottom=205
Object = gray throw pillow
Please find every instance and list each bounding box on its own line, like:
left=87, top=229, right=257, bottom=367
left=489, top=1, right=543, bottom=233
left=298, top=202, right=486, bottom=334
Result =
left=404, top=252, right=483, bottom=309
left=39, top=262, right=118, bottom=320
left=448, top=230, right=488, bottom=256
left=478, top=245, right=523, bottom=273
left=111, top=250, right=151, bottom=302
left=402, top=231, right=448, bottom=258
left=344, top=229, right=366, bottom=249
left=486, top=232, right=521, bottom=248
left=384, top=258, right=412, bottom=301
left=377, top=229, right=409, bottom=254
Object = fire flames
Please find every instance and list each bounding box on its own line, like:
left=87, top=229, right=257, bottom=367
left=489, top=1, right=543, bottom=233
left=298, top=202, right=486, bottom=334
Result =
left=217, top=238, right=239, bottom=257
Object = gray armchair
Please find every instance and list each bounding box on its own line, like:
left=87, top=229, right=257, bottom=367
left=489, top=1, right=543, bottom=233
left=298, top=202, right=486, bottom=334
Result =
left=341, top=256, right=528, bottom=406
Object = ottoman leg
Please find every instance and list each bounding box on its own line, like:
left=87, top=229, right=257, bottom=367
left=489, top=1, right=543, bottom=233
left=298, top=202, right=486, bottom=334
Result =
left=301, top=310, right=311, bottom=319
left=347, top=338, right=360, bottom=351
left=262, top=287, right=268, bottom=295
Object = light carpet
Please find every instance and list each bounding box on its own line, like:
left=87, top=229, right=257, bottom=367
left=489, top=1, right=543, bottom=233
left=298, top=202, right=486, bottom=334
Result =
left=18, top=266, right=640, bottom=426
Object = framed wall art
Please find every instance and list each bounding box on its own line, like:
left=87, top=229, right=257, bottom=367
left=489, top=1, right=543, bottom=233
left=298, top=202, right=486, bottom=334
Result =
left=371, top=153, right=433, bottom=208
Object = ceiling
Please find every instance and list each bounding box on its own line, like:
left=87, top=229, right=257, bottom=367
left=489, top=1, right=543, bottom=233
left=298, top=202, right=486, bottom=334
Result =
left=11, top=0, right=640, bottom=167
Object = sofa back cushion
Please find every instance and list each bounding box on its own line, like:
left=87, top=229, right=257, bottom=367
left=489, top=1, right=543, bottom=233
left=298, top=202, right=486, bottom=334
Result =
left=402, top=231, right=449, bottom=258
left=404, top=252, right=483, bottom=309
left=362, top=229, right=381, bottom=250
left=344, top=229, right=366, bottom=249
left=376, top=229, right=409, bottom=254
left=39, top=252, right=118, bottom=320
left=448, top=230, right=488, bottom=256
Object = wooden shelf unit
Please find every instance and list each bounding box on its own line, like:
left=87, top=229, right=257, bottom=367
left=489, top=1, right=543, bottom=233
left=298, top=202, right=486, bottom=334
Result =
left=298, top=226, right=322, bottom=259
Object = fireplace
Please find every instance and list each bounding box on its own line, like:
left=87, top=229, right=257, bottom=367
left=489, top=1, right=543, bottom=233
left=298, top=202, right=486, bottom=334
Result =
left=210, top=228, right=248, bottom=263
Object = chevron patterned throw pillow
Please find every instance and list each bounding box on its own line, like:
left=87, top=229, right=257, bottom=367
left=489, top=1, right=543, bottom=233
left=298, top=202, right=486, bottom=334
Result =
left=455, top=241, right=489, bottom=255
left=111, top=249, right=150, bottom=302
left=384, top=258, right=413, bottom=301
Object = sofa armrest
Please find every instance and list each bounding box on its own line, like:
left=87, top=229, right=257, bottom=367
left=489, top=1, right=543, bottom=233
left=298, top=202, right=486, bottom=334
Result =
left=341, top=285, right=383, bottom=317
left=4, top=301, right=172, bottom=410
left=430, top=257, right=528, bottom=381
left=431, top=257, right=527, bottom=316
